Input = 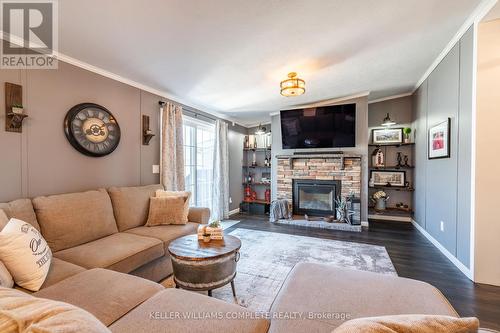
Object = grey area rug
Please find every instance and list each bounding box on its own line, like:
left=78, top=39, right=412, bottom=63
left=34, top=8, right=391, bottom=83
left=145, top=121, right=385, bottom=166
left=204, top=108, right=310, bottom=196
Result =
left=163, top=229, right=396, bottom=312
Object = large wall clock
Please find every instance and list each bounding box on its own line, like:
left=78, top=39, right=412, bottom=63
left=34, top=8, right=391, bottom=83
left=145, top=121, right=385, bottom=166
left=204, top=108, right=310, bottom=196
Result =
left=64, top=103, right=121, bottom=157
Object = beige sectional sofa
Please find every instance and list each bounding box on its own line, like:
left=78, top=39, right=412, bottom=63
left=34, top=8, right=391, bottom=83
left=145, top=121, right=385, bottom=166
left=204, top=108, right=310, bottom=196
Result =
left=0, top=185, right=486, bottom=332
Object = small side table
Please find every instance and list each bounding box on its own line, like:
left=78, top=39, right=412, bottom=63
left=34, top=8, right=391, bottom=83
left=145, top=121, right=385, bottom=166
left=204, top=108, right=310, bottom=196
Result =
left=168, top=234, right=241, bottom=297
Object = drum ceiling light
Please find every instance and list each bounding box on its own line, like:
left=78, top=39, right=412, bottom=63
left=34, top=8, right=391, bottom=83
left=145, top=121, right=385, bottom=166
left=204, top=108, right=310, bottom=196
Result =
left=280, top=72, right=305, bottom=97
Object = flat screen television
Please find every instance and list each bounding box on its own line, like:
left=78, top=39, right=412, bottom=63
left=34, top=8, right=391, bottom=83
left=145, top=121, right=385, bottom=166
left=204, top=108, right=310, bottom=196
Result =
left=280, top=103, right=356, bottom=149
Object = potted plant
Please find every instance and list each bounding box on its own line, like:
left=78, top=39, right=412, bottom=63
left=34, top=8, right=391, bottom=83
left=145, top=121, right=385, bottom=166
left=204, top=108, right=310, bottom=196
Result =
left=11, top=103, right=24, bottom=115
left=371, top=191, right=389, bottom=211
left=403, top=127, right=412, bottom=143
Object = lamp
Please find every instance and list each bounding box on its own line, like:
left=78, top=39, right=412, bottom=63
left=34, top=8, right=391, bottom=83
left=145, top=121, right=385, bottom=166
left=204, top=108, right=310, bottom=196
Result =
left=381, top=113, right=396, bottom=127
left=255, top=123, right=266, bottom=135
left=280, top=72, right=305, bottom=97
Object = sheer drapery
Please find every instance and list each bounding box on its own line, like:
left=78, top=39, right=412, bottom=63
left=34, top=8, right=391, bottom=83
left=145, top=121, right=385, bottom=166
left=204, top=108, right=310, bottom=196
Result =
left=211, top=120, right=229, bottom=220
left=160, top=102, right=185, bottom=191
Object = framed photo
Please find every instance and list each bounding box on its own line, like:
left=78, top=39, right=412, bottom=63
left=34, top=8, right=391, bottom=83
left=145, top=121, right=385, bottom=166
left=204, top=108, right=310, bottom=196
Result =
left=370, top=170, right=406, bottom=187
left=428, top=118, right=451, bottom=159
left=372, top=128, right=403, bottom=145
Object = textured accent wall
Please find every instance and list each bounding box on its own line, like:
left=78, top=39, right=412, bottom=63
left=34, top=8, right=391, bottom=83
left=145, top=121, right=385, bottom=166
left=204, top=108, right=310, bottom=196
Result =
left=411, top=26, right=474, bottom=269
left=276, top=156, right=362, bottom=201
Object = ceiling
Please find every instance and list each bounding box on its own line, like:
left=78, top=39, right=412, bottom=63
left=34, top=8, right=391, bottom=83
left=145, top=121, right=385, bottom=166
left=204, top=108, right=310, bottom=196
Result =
left=56, top=0, right=483, bottom=126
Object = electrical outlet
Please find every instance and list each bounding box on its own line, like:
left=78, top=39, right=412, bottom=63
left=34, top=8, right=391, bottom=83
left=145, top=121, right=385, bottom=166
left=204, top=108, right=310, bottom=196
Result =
left=152, top=165, right=160, bottom=174
left=440, top=221, right=444, bottom=232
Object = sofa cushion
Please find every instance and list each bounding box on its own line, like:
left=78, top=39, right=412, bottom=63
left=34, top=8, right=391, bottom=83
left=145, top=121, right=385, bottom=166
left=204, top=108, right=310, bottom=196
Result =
left=33, top=189, right=118, bottom=252
left=109, top=288, right=270, bottom=333
left=108, top=184, right=163, bottom=231
left=41, top=257, right=86, bottom=289
left=269, top=263, right=458, bottom=333
left=0, top=286, right=111, bottom=333
left=124, top=223, right=198, bottom=251
left=54, top=233, right=164, bottom=273
left=332, top=315, right=479, bottom=333
left=0, top=199, right=40, bottom=231
left=34, top=268, right=164, bottom=326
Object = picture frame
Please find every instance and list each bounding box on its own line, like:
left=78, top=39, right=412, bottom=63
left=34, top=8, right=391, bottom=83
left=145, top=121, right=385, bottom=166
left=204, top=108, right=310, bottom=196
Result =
left=370, top=170, right=406, bottom=187
left=372, top=128, right=403, bottom=145
left=428, top=118, right=451, bottom=159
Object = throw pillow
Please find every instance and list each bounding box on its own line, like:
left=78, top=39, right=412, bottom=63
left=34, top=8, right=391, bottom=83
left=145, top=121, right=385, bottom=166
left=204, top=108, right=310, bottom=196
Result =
left=0, top=262, right=14, bottom=288
left=155, top=190, right=191, bottom=222
left=333, top=315, right=479, bottom=333
left=0, top=209, right=8, bottom=231
left=146, top=196, right=187, bottom=226
left=0, top=218, right=52, bottom=291
left=0, top=287, right=110, bottom=333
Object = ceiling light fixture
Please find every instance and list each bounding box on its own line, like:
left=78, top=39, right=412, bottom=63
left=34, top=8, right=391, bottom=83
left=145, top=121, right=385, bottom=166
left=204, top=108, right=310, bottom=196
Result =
left=381, top=113, right=396, bottom=127
left=255, top=123, right=266, bottom=135
left=280, top=72, right=305, bottom=97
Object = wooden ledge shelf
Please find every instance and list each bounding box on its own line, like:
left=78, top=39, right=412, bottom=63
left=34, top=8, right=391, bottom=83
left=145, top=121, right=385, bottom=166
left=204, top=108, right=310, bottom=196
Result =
left=369, top=143, right=415, bottom=147
left=276, top=153, right=362, bottom=170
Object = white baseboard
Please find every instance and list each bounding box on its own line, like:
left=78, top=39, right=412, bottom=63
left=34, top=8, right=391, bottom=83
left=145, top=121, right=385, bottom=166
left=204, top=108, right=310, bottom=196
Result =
left=411, top=220, right=473, bottom=280
left=229, top=208, right=240, bottom=216
left=361, top=221, right=369, bottom=227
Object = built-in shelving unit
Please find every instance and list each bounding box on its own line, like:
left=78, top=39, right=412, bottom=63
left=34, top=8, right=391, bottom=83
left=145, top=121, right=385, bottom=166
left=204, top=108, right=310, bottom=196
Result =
left=240, top=136, right=272, bottom=215
left=369, top=140, right=415, bottom=222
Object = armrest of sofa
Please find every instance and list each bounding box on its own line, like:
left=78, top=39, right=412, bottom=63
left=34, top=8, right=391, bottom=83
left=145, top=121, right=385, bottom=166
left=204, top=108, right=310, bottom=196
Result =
left=187, top=207, right=210, bottom=224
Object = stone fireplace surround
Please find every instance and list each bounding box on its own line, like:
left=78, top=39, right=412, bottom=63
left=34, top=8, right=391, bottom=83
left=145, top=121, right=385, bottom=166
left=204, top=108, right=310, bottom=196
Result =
left=276, top=153, right=362, bottom=217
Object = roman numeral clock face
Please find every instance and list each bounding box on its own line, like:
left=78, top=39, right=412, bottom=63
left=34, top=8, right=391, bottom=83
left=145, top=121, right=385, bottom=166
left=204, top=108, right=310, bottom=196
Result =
left=64, top=103, right=121, bottom=157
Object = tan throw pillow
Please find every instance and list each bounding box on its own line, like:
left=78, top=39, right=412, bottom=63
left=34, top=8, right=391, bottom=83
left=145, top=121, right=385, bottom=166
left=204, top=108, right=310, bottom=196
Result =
left=0, top=287, right=110, bottom=333
left=146, top=196, right=187, bottom=226
left=155, top=190, right=191, bottom=222
left=0, top=209, right=8, bottom=231
left=0, top=262, right=13, bottom=288
left=0, top=218, right=52, bottom=291
left=333, top=315, right=479, bottom=333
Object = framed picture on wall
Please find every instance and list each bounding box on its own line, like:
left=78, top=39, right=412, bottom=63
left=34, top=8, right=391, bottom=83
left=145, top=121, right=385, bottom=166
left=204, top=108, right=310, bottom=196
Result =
left=370, top=170, right=406, bottom=187
left=372, top=128, right=403, bottom=145
left=428, top=118, right=451, bottom=159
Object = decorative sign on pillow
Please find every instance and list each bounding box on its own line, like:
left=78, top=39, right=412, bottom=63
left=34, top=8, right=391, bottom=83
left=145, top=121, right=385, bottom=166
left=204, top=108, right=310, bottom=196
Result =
left=0, top=218, right=52, bottom=291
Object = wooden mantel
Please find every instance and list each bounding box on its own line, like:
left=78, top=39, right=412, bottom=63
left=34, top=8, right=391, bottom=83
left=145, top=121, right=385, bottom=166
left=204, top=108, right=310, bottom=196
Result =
left=275, top=153, right=362, bottom=170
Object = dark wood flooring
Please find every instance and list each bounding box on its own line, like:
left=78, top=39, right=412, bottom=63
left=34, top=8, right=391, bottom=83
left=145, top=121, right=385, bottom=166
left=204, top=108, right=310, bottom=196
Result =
left=226, top=214, right=500, bottom=330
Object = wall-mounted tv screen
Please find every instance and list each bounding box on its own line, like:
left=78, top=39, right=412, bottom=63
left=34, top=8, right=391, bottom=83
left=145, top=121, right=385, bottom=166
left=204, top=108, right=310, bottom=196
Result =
left=280, top=103, right=356, bottom=149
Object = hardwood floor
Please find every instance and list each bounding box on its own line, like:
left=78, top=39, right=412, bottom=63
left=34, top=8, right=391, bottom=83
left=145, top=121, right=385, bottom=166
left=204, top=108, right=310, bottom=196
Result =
left=226, top=214, right=500, bottom=330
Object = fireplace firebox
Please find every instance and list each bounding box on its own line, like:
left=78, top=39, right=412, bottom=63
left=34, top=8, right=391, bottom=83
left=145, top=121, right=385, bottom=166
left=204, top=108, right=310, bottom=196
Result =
left=292, top=179, right=341, bottom=216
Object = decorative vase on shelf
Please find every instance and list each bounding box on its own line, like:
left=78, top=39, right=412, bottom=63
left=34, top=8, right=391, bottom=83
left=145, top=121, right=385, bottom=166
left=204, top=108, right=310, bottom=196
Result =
left=374, top=198, right=388, bottom=211
left=403, top=128, right=412, bottom=143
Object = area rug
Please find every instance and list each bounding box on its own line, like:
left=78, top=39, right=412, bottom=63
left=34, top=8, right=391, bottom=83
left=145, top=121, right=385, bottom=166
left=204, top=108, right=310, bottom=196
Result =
left=220, top=220, right=240, bottom=230
left=163, top=229, right=396, bottom=312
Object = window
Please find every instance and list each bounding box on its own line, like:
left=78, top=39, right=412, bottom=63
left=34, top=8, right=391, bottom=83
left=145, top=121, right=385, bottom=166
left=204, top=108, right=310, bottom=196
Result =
left=183, top=116, right=215, bottom=208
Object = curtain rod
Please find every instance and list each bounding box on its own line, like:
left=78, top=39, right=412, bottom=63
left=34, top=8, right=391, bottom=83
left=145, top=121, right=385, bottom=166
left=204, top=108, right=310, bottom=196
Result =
left=158, top=100, right=217, bottom=122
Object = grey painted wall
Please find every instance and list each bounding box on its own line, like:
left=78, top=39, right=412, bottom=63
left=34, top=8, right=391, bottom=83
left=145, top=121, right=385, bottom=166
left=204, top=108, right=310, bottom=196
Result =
left=271, top=96, right=369, bottom=221
left=228, top=125, right=247, bottom=211
left=411, top=26, right=474, bottom=268
left=368, top=96, right=413, bottom=210
left=0, top=61, right=244, bottom=213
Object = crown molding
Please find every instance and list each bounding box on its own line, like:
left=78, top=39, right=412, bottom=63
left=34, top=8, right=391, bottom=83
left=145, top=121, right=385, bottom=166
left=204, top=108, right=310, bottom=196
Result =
left=413, top=0, right=498, bottom=92
left=368, top=92, right=413, bottom=104
left=0, top=31, right=247, bottom=128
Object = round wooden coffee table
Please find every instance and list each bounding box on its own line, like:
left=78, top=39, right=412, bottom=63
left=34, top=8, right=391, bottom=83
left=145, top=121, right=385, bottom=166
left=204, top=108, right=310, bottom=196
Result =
left=168, top=234, right=241, bottom=297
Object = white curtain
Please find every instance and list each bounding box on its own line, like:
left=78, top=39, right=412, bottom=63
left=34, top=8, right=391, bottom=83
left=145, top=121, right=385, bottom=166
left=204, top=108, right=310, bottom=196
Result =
left=211, top=120, right=229, bottom=220
left=160, top=102, right=185, bottom=191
